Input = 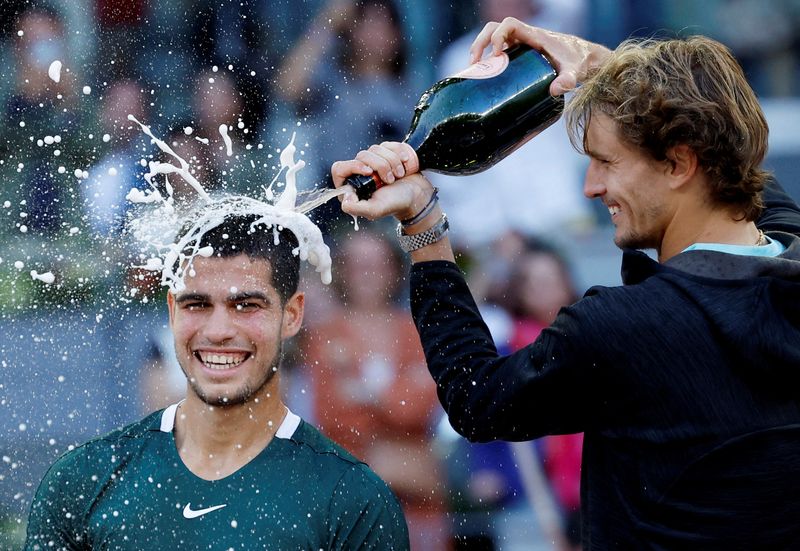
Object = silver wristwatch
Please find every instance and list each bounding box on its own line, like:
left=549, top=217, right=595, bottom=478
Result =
left=396, top=214, right=449, bottom=253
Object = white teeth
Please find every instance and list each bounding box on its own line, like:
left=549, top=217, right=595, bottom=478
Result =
left=608, top=206, right=620, bottom=216
left=198, top=352, right=246, bottom=369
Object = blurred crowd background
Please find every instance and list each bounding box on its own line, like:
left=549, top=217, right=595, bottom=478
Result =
left=2, top=0, right=800, bottom=549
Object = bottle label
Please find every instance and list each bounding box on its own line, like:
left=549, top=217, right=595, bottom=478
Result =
left=451, top=52, right=510, bottom=80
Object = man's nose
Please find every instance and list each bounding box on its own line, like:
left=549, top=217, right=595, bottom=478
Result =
left=202, top=307, right=237, bottom=343
left=583, top=165, right=606, bottom=199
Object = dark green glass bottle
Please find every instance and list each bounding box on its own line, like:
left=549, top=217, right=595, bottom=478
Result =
left=345, top=44, right=564, bottom=200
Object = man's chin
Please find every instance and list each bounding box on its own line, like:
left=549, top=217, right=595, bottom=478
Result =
left=192, top=385, right=254, bottom=408
left=204, top=396, right=245, bottom=408
left=614, top=231, right=652, bottom=251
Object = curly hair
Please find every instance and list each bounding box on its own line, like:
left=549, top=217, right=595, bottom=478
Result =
left=566, top=35, right=769, bottom=221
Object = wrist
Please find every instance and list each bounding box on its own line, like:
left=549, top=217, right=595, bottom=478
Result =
left=395, top=184, right=436, bottom=225
left=401, top=204, right=444, bottom=234
left=400, top=187, right=438, bottom=227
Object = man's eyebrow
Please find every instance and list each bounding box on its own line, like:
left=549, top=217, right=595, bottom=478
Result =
left=228, top=291, right=271, bottom=303
left=174, top=292, right=210, bottom=304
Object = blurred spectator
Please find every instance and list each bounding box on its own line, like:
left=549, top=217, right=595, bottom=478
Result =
left=439, top=234, right=583, bottom=550
left=270, top=0, right=416, bottom=229
left=193, top=69, right=243, bottom=146
left=82, top=79, right=150, bottom=235
left=503, top=238, right=583, bottom=549
left=186, top=0, right=270, bottom=132
left=301, top=228, right=450, bottom=550
left=186, top=69, right=268, bottom=194
left=429, top=0, right=593, bottom=251
left=1, top=6, right=94, bottom=235
left=92, top=0, right=147, bottom=81
left=440, top=434, right=552, bottom=551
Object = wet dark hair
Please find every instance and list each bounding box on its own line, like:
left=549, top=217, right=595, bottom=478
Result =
left=197, top=214, right=300, bottom=304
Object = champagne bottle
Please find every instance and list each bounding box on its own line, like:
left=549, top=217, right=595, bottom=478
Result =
left=345, top=44, right=564, bottom=200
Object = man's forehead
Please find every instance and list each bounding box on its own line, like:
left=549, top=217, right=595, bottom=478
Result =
left=585, top=113, right=634, bottom=154
left=179, top=255, right=273, bottom=292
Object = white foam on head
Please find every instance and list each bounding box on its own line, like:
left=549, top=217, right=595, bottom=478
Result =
left=127, top=121, right=333, bottom=291
left=140, top=195, right=333, bottom=291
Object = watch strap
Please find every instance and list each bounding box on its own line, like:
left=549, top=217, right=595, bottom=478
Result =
left=396, top=213, right=449, bottom=253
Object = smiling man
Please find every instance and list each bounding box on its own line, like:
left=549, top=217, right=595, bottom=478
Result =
left=24, top=214, right=409, bottom=550
left=332, top=19, right=800, bottom=550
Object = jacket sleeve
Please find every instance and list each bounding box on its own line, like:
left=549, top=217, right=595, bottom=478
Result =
left=410, top=261, right=599, bottom=442
left=758, top=178, right=800, bottom=236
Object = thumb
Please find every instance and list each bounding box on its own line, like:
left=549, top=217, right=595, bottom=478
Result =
left=339, top=190, right=374, bottom=218
left=551, top=70, right=578, bottom=96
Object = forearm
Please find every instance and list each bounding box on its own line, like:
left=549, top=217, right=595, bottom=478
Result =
left=409, top=261, right=588, bottom=441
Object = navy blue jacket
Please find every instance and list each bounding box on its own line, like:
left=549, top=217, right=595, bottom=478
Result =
left=410, top=182, right=800, bottom=549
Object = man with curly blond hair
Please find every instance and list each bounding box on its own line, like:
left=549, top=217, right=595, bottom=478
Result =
left=333, top=19, right=800, bottom=549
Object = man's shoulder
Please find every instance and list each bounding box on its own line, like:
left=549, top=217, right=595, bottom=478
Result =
left=282, top=422, right=408, bottom=545
left=43, top=410, right=163, bottom=477
left=282, top=421, right=395, bottom=493
left=285, top=420, right=363, bottom=466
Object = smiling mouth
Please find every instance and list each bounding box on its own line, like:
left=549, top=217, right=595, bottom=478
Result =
left=195, top=351, right=250, bottom=370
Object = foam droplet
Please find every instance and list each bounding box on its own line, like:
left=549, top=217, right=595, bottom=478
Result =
left=48, top=60, right=62, bottom=83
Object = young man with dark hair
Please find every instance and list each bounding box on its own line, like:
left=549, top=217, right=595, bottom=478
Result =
left=24, top=214, right=409, bottom=550
left=332, top=19, right=800, bottom=549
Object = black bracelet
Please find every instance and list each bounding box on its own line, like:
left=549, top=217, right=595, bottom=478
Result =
left=401, top=187, right=439, bottom=226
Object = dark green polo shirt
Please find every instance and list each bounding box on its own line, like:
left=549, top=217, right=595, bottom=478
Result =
left=24, top=404, right=409, bottom=550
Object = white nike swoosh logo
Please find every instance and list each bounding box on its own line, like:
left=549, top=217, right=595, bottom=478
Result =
left=183, top=503, right=227, bottom=519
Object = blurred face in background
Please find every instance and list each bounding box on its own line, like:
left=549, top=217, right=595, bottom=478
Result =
left=350, top=1, right=402, bottom=72
left=102, top=80, right=146, bottom=141
left=339, top=233, right=400, bottom=309
left=515, top=252, right=575, bottom=324
left=15, top=10, right=67, bottom=96
left=164, top=133, right=215, bottom=195
left=194, top=71, right=242, bottom=134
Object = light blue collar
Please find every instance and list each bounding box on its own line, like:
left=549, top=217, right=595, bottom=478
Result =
left=682, top=235, right=785, bottom=257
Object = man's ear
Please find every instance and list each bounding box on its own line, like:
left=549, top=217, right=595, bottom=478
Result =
left=665, top=144, right=698, bottom=190
left=281, top=291, right=305, bottom=339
